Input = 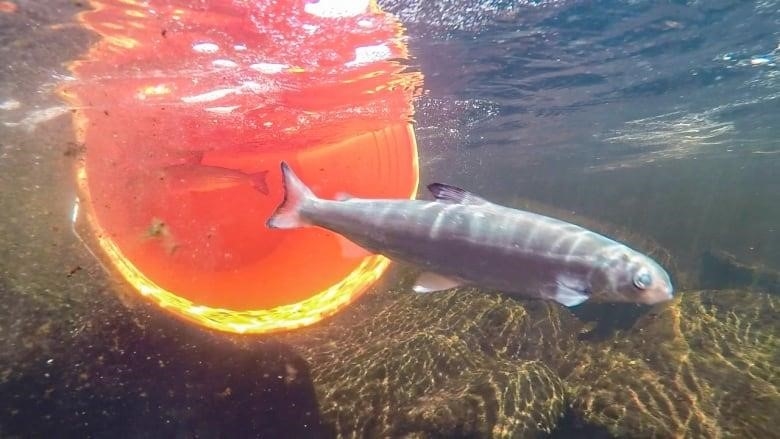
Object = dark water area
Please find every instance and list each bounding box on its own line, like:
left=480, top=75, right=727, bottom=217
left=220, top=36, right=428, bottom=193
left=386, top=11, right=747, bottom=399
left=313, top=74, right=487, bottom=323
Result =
left=1, top=0, right=778, bottom=438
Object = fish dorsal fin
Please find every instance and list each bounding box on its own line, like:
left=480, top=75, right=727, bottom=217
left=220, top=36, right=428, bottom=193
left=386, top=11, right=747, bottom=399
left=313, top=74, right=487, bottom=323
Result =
left=427, top=183, right=489, bottom=205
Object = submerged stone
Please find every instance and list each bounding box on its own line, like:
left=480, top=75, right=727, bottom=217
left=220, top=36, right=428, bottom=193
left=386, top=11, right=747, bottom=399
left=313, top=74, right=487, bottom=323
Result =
left=565, top=290, right=778, bottom=438
left=282, top=286, right=580, bottom=437
left=700, top=249, right=780, bottom=295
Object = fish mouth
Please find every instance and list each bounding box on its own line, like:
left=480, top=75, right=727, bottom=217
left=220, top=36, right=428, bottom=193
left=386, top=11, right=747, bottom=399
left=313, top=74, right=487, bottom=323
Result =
left=649, top=285, right=674, bottom=304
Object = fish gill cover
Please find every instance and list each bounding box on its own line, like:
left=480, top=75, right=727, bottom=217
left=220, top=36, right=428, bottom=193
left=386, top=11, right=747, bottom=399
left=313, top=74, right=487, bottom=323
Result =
left=58, top=0, right=423, bottom=334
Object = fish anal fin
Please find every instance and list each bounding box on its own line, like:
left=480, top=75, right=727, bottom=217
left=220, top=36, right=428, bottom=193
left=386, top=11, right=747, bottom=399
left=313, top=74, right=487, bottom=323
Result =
left=427, top=183, right=489, bottom=205
left=336, top=234, right=373, bottom=259
left=412, top=272, right=465, bottom=293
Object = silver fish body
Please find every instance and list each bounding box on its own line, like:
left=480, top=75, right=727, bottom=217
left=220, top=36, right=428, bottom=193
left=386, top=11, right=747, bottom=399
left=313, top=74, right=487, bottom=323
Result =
left=267, top=162, right=673, bottom=307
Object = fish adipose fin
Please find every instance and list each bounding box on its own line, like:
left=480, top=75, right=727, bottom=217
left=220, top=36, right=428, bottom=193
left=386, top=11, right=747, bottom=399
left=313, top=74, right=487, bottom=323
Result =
left=427, top=183, right=490, bottom=206
left=266, top=162, right=315, bottom=229
left=412, top=272, right=465, bottom=293
left=552, top=276, right=590, bottom=307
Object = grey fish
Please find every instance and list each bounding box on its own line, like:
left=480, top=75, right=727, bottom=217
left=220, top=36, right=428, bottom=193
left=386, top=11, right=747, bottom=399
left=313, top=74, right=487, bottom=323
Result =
left=267, top=162, right=673, bottom=307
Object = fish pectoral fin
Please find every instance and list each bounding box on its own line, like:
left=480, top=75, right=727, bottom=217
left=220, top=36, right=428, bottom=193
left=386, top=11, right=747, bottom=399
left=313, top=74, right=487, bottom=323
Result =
left=412, top=272, right=465, bottom=293
left=551, top=278, right=590, bottom=307
left=427, top=183, right=491, bottom=206
left=553, top=286, right=589, bottom=307
left=336, top=234, right=373, bottom=259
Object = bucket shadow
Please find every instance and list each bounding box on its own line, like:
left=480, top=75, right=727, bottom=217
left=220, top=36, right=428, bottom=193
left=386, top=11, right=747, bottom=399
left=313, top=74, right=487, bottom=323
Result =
left=0, top=292, right=332, bottom=438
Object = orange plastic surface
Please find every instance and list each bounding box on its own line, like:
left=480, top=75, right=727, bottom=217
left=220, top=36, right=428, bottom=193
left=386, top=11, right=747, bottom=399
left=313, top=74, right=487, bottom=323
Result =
left=60, top=0, right=422, bottom=333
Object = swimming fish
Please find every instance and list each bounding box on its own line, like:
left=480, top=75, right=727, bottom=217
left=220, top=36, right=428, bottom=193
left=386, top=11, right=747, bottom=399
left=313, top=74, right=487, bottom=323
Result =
left=266, top=162, right=673, bottom=306
left=158, top=164, right=268, bottom=194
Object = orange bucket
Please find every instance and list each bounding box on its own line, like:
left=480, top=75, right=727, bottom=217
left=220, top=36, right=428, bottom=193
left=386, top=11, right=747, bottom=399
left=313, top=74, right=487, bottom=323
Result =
left=60, top=0, right=422, bottom=333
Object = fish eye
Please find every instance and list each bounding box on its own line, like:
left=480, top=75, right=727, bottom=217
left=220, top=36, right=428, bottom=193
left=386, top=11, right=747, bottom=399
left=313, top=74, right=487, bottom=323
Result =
left=633, top=269, right=652, bottom=290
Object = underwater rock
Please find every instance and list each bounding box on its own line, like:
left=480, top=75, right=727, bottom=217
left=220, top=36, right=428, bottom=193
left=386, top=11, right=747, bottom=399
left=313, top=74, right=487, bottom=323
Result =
left=565, top=290, right=779, bottom=438
left=400, top=359, right=564, bottom=438
left=283, top=286, right=581, bottom=438
left=700, top=249, right=780, bottom=294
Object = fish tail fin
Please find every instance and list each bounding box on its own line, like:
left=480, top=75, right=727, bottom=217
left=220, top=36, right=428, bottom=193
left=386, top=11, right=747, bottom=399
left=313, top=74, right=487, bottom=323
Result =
left=266, top=162, right=316, bottom=229
left=249, top=170, right=269, bottom=194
